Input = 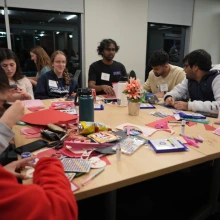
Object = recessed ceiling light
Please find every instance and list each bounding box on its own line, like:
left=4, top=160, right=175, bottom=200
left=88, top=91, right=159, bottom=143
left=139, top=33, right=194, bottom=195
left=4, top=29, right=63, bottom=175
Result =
left=56, top=32, right=60, bottom=34
left=66, top=15, right=77, bottom=20
left=69, top=35, right=72, bottom=38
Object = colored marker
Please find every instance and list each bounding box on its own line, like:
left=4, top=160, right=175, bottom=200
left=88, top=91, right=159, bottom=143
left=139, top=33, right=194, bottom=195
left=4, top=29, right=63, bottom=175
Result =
left=82, top=167, right=105, bottom=186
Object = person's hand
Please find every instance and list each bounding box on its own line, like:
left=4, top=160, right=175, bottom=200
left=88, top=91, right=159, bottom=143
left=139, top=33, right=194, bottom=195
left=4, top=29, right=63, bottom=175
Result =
left=16, top=88, right=31, bottom=100
left=174, top=101, right=188, bottom=110
left=164, top=96, right=175, bottom=106
left=0, top=100, right=25, bottom=128
left=4, top=157, right=36, bottom=180
left=154, top=92, right=165, bottom=98
left=71, top=92, right=76, bottom=97
left=101, top=85, right=115, bottom=96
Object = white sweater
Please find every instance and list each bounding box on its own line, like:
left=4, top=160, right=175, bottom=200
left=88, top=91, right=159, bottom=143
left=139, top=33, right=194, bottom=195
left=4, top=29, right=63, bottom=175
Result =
left=164, top=75, right=220, bottom=113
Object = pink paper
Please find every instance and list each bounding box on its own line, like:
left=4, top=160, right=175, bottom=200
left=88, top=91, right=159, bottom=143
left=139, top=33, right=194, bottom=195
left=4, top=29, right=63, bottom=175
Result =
left=182, top=136, right=199, bottom=148
left=22, top=99, right=44, bottom=108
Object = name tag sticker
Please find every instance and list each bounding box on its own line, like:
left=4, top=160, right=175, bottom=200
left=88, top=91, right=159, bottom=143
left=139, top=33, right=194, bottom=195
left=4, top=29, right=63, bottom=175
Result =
left=49, top=80, right=58, bottom=88
left=101, top=72, right=110, bottom=81
left=159, top=84, right=168, bottom=92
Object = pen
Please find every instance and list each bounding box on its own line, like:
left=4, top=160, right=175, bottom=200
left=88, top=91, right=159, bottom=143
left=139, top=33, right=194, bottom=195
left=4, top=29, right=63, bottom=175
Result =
left=82, top=167, right=105, bottom=186
left=127, top=125, right=130, bottom=136
left=168, top=120, right=182, bottom=123
left=167, top=139, right=175, bottom=147
left=179, top=134, right=203, bottom=143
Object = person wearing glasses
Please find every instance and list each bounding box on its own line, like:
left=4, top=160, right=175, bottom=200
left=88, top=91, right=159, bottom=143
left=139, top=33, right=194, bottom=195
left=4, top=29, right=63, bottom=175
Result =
left=34, top=50, right=78, bottom=99
left=164, top=49, right=220, bottom=113
left=88, top=39, right=127, bottom=96
left=143, top=50, right=185, bottom=98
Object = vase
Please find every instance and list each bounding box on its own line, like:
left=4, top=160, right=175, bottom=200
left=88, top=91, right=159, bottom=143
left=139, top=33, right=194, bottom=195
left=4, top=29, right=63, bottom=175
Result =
left=128, top=101, right=140, bottom=116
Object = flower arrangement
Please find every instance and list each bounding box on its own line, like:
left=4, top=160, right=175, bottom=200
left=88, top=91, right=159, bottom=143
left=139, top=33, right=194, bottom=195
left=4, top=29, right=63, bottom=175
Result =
left=123, top=77, right=141, bottom=102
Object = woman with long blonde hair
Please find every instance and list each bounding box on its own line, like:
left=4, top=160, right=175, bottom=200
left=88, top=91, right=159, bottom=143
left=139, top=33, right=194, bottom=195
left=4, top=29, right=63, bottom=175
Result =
left=34, top=50, right=78, bottom=99
left=29, top=46, right=52, bottom=86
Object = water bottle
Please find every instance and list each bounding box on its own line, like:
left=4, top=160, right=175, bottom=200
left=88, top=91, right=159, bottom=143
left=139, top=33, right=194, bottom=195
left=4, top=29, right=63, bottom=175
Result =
left=76, top=88, right=94, bottom=122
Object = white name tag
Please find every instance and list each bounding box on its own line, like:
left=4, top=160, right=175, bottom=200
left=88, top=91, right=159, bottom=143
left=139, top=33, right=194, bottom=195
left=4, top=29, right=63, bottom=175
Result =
left=49, top=80, right=58, bottom=88
left=101, top=72, right=110, bottom=81
left=159, top=84, right=168, bottom=92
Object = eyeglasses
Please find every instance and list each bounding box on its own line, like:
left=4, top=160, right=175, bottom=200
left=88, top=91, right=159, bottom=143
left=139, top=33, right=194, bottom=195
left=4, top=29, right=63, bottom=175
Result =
left=104, top=48, right=116, bottom=52
left=183, top=63, right=189, bottom=68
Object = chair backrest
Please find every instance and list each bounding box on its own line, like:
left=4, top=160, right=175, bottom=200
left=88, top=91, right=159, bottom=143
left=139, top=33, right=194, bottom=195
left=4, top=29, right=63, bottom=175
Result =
left=73, top=69, right=81, bottom=82
left=129, top=70, right=136, bottom=79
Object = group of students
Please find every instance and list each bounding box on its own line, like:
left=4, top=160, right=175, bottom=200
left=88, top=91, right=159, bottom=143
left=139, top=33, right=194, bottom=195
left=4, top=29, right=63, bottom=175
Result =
left=0, top=46, right=78, bottom=105
left=1, top=39, right=220, bottom=218
left=88, top=39, right=220, bottom=114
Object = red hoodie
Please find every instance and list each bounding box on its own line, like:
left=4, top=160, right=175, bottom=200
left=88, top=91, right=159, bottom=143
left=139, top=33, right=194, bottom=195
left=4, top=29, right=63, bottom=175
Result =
left=0, top=157, right=78, bottom=220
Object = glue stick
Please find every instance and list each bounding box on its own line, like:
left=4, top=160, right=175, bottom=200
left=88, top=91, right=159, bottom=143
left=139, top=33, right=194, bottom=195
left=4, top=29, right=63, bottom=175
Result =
left=181, top=120, right=186, bottom=135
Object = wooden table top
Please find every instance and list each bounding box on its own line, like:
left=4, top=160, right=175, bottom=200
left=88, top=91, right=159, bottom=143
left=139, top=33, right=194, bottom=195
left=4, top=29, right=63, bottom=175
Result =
left=13, top=100, right=220, bottom=200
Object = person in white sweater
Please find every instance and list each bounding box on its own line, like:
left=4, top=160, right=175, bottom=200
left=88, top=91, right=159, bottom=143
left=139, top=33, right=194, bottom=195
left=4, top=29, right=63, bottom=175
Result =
left=0, top=48, right=34, bottom=102
left=164, top=49, right=220, bottom=114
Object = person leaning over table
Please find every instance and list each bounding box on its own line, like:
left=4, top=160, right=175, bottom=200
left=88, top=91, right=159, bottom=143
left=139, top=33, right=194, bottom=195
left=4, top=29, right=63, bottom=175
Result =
left=0, top=66, right=78, bottom=220
left=88, top=39, right=127, bottom=96
left=0, top=48, right=34, bottom=102
left=164, top=49, right=220, bottom=113
left=34, top=50, right=78, bottom=99
left=142, top=50, right=185, bottom=98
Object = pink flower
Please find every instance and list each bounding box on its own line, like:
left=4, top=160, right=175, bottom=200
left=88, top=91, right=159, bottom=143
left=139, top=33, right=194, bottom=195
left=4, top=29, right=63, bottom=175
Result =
left=123, top=77, right=141, bottom=101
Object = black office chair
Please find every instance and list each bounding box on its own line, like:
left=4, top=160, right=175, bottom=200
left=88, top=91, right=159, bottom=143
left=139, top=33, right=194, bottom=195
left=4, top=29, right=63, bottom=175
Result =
left=129, top=70, right=136, bottom=79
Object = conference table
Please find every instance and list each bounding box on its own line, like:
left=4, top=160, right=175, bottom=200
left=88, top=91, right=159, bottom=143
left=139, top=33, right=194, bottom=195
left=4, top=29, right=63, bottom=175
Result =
left=13, top=100, right=220, bottom=220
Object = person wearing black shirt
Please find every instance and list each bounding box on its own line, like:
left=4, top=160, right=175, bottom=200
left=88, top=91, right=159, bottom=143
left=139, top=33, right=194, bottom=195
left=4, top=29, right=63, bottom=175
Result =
left=88, top=39, right=127, bottom=95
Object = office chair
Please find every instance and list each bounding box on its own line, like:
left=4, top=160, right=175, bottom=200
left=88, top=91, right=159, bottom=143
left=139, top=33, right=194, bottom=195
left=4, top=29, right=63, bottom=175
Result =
left=73, top=69, right=81, bottom=82
left=129, top=70, right=136, bottom=79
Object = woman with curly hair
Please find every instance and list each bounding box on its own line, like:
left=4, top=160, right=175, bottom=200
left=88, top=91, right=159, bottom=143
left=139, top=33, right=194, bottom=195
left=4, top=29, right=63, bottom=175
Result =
left=0, top=48, right=34, bottom=102
left=29, top=46, right=52, bottom=86
left=34, top=50, right=78, bottom=99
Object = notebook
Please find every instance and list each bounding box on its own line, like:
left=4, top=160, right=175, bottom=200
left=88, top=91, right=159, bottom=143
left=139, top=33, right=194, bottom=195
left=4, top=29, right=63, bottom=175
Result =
left=148, top=137, right=188, bottom=153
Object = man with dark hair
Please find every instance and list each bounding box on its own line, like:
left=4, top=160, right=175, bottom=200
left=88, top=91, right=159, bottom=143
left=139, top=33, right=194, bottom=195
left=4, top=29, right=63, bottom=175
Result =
left=143, top=50, right=185, bottom=98
left=88, top=39, right=127, bottom=96
left=164, top=49, right=220, bottom=113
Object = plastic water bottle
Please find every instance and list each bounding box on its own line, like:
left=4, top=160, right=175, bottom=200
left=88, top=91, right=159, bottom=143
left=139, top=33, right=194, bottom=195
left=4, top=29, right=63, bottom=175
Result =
left=77, top=88, right=94, bottom=122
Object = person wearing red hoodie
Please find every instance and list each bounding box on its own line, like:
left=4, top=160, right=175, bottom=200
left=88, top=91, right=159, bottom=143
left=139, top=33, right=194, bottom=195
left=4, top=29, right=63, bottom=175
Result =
left=0, top=65, right=78, bottom=219
left=0, top=157, right=78, bottom=220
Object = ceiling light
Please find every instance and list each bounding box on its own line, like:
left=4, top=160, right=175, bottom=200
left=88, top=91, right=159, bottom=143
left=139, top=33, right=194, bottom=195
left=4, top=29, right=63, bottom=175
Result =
left=48, top=17, right=54, bottom=22
left=69, top=35, right=72, bottom=38
left=158, top=27, right=172, bottom=30
left=1, top=10, right=4, bottom=15
left=41, top=31, right=44, bottom=33
left=56, top=32, right=60, bottom=34
left=66, top=15, right=77, bottom=20
left=40, top=34, right=44, bottom=37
